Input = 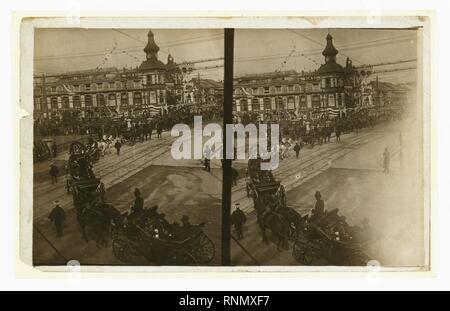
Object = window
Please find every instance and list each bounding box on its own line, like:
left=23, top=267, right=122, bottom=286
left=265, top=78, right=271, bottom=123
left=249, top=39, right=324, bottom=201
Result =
left=240, top=99, right=248, bottom=112
left=56, top=86, right=63, bottom=93
left=96, top=83, right=102, bottom=90
left=264, top=87, right=269, bottom=94
left=115, top=81, right=122, bottom=89
left=288, top=85, right=294, bottom=92
left=276, top=97, right=284, bottom=110
left=108, top=93, right=117, bottom=106
left=252, top=88, right=258, bottom=95
left=50, top=97, right=58, bottom=109
left=264, top=98, right=271, bottom=110
left=85, top=84, right=91, bottom=91
left=85, top=95, right=92, bottom=107
left=133, top=92, right=142, bottom=105
left=121, top=93, right=128, bottom=106
left=275, top=86, right=282, bottom=93
left=73, top=96, right=81, bottom=108
left=251, top=98, right=259, bottom=111
left=51, top=86, right=56, bottom=93
left=73, top=85, right=80, bottom=92
left=109, top=82, right=115, bottom=89
left=34, top=87, right=42, bottom=95
left=96, top=94, right=105, bottom=106
left=62, top=96, right=69, bottom=109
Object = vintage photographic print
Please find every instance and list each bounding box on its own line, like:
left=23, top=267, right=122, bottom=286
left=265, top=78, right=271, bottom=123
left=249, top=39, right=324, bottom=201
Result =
left=20, top=16, right=429, bottom=271
left=31, top=28, right=223, bottom=266
left=229, top=28, right=427, bottom=267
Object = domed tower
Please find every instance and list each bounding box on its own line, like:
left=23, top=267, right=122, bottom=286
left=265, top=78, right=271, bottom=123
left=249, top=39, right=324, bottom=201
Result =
left=317, top=33, right=344, bottom=74
left=322, top=33, right=338, bottom=64
left=139, top=30, right=166, bottom=71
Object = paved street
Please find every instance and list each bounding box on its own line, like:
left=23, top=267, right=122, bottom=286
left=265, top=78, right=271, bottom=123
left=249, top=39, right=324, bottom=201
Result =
left=33, top=129, right=222, bottom=265
left=231, top=119, right=424, bottom=266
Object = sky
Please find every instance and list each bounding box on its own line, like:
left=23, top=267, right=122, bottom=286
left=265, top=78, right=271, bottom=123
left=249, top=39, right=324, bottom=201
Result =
left=34, top=28, right=225, bottom=81
left=234, top=28, right=418, bottom=84
left=34, top=28, right=419, bottom=84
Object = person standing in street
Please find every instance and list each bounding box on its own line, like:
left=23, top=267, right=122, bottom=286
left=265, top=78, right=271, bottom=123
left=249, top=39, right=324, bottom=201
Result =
left=293, top=142, right=301, bottom=159
left=204, top=145, right=211, bottom=172
left=383, top=147, right=390, bottom=174
left=231, top=166, right=238, bottom=186
left=48, top=201, right=66, bottom=238
left=114, top=139, right=121, bottom=156
left=52, top=142, right=58, bottom=158
left=231, top=205, right=247, bottom=240
left=49, top=163, right=59, bottom=184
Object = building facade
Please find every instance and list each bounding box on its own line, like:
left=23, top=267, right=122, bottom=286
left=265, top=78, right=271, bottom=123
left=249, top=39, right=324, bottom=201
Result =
left=233, top=33, right=360, bottom=117
left=33, top=30, right=211, bottom=120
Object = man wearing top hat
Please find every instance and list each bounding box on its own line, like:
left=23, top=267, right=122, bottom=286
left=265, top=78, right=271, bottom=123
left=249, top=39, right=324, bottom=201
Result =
left=48, top=201, right=66, bottom=238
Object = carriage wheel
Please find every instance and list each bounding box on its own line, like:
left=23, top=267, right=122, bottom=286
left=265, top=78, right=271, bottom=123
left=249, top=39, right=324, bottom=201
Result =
left=166, top=249, right=198, bottom=266
left=70, top=141, right=85, bottom=156
left=112, top=238, right=134, bottom=263
left=190, top=232, right=215, bottom=264
left=292, top=239, right=314, bottom=265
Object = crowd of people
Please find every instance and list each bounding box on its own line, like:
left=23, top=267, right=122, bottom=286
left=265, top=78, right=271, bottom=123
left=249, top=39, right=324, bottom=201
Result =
left=34, top=104, right=223, bottom=139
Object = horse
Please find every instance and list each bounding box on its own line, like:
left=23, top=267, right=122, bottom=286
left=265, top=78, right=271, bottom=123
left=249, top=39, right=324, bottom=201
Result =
left=73, top=190, right=121, bottom=248
left=252, top=189, right=291, bottom=251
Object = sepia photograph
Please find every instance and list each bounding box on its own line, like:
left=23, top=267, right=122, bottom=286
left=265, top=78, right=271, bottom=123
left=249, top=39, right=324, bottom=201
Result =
left=31, top=28, right=224, bottom=266
left=229, top=28, right=426, bottom=267
left=20, top=16, right=430, bottom=271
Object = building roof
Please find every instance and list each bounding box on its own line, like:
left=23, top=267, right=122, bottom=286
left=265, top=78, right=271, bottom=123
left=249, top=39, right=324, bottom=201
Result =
left=317, top=62, right=345, bottom=74
left=139, top=58, right=167, bottom=71
left=193, top=78, right=223, bottom=89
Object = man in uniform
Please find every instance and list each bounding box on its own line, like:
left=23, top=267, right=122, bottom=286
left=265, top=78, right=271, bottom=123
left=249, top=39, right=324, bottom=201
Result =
left=231, top=204, right=246, bottom=240
left=48, top=201, right=66, bottom=237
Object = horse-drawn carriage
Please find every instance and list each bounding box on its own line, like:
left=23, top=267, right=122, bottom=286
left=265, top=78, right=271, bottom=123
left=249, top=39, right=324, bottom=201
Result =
left=247, top=158, right=372, bottom=266
left=292, top=209, right=371, bottom=266
left=111, top=208, right=215, bottom=265
left=67, top=141, right=215, bottom=265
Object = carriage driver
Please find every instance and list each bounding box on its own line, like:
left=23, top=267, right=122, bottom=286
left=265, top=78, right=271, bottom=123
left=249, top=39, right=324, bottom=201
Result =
left=311, top=191, right=325, bottom=220
left=131, top=188, right=144, bottom=213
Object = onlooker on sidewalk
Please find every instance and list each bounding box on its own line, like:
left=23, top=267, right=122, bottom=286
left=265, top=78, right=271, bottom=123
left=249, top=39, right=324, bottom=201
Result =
left=48, top=201, right=66, bottom=238
left=50, top=163, right=59, bottom=184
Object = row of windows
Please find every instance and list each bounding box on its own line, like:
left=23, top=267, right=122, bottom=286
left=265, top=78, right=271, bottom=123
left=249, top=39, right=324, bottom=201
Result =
left=234, top=78, right=347, bottom=96
left=34, top=80, right=148, bottom=95
left=34, top=92, right=154, bottom=110
left=234, top=94, right=343, bottom=111
left=235, top=83, right=322, bottom=95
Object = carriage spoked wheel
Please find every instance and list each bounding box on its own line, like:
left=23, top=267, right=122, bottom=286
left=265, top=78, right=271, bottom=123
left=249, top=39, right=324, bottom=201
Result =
left=190, top=232, right=215, bottom=264
left=293, top=239, right=314, bottom=265
left=166, top=249, right=198, bottom=266
left=70, top=141, right=85, bottom=156
left=112, top=238, right=134, bottom=263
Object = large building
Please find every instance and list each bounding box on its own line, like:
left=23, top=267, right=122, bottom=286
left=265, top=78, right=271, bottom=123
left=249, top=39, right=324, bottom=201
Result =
left=33, top=30, right=221, bottom=120
left=232, top=33, right=361, bottom=117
